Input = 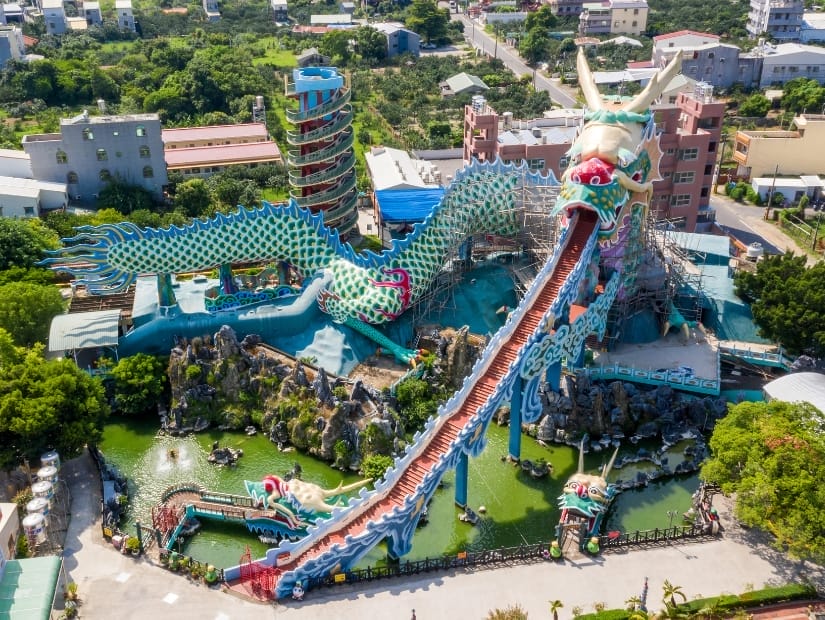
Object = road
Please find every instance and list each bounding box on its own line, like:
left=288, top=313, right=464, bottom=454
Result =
left=453, top=13, right=578, bottom=108
left=711, top=193, right=820, bottom=265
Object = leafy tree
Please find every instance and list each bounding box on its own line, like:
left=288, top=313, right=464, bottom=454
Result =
left=0, top=331, right=109, bottom=467
left=701, top=400, right=825, bottom=562
left=0, top=218, right=59, bottom=271
left=0, top=267, right=54, bottom=287
left=734, top=253, right=825, bottom=355
left=361, top=454, right=394, bottom=481
left=354, top=26, right=388, bottom=65
left=780, top=78, right=825, bottom=114
left=519, top=28, right=551, bottom=66
left=111, top=353, right=166, bottom=416
left=524, top=4, right=558, bottom=31
left=97, top=179, right=157, bottom=215
left=406, top=0, right=449, bottom=44
left=0, top=282, right=65, bottom=347
left=662, top=580, right=686, bottom=609
left=318, top=30, right=353, bottom=64
left=173, top=178, right=212, bottom=217
left=396, top=377, right=441, bottom=431
left=738, top=93, right=771, bottom=117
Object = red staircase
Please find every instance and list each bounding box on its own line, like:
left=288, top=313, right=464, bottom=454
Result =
left=274, top=210, right=598, bottom=583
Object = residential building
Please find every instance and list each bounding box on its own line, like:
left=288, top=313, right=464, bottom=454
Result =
left=0, top=25, right=24, bottom=68
left=271, top=0, right=287, bottom=22
left=649, top=84, right=724, bottom=231
left=548, top=0, right=585, bottom=17
left=341, top=1, right=355, bottom=14
left=464, top=83, right=723, bottom=231
left=652, top=31, right=720, bottom=64
left=747, top=0, right=802, bottom=41
left=669, top=42, right=742, bottom=89
left=751, top=42, right=825, bottom=87
left=0, top=176, right=67, bottom=217
left=580, top=0, right=647, bottom=36
left=42, top=0, right=66, bottom=35
left=1, top=3, right=24, bottom=24
left=296, top=47, right=329, bottom=67
left=801, top=11, right=825, bottom=43
left=203, top=0, right=220, bottom=21
left=82, top=1, right=102, bottom=26
left=22, top=111, right=167, bottom=203
left=309, top=14, right=351, bottom=26
left=0, top=148, right=32, bottom=177
left=162, top=123, right=282, bottom=178
left=733, top=114, right=825, bottom=179
left=286, top=67, right=358, bottom=237
left=441, top=72, right=488, bottom=97
left=0, top=3, right=5, bottom=25
left=114, top=0, right=135, bottom=32
left=463, top=98, right=582, bottom=179
left=371, top=22, right=420, bottom=57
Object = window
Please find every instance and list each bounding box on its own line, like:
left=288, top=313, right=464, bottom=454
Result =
left=679, top=148, right=698, bottom=161
left=56, top=150, right=68, bottom=164
left=704, top=164, right=713, bottom=175
left=670, top=194, right=691, bottom=207
left=708, top=141, right=717, bottom=152
left=96, top=149, right=107, bottom=161
left=67, top=172, right=79, bottom=184
left=527, top=158, right=545, bottom=171
left=666, top=148, right=676, bottom=155
left=24, top=206, right=35, bottom=216
left=113, top=131, right=119, bottom=137
left=674, top=171, right=695, bottom=184
left=632, top=20, right=637, bottom=26
left=559, top=156, right=570, bottom=170
left=83, top=128, right=94, bottom=140
left=143, top=166, right=154, bottom=178
left=99, top=169, right=111, bottom=181
left=700, top=187, right=710, bottom=197
left=136, top=125, right=146, bottom=137
left=139, top=145, right=151, bottom=158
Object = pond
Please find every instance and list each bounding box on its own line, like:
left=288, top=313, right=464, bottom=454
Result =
left=101, top=420, right=699, bottom=569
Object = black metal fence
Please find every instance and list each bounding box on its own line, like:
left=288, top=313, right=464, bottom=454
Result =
left=305, top=524, right=717, bottom=592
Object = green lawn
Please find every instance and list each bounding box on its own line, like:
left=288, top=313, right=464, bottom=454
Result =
left=261, top=188, right=289, bottom=203
left=251, top=38, right=297, bottom=67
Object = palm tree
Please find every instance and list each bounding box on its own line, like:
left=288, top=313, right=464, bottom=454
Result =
left=662, top=580, right=687, bottom=609
left=625, top=596, right=642, bottom=611
left=549, top=599, right=564, bottom=620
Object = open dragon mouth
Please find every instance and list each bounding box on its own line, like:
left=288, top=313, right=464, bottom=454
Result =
left=559, top=508, right=598, bottom=534
left=554, top=158, right=630, bottom=236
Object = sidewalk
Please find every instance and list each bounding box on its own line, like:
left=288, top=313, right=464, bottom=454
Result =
left=60, top=449, right=825, bottom=619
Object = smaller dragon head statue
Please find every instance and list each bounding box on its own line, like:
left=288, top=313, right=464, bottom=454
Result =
left=554, top=47, right=683, bottom=237
left=557, top=442, right=619, bottom=536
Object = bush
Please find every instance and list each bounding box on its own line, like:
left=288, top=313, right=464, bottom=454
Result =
left=186, top=364, right=203, bottom=381
left=678, top=583, right=817, bottom=615
left=361, top=454, right=394, bottom=481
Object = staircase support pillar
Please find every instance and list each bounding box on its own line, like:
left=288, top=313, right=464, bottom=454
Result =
left=455, top=451, right=469, bottom=508
left=508, top=375, right=523, bottom=461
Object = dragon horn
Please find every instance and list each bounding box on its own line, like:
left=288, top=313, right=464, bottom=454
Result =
left=623, top=52, right=683, bottom=114
left=602, top=447, right=620, bottom=479
left=578, top=439, right=585, bottom=473
left=577, top=46, right=603, bottom=111
left=325, top=479, right=372, bottom=497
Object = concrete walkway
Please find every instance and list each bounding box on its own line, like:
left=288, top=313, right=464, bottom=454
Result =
left=61, top=450, right=824, bottom=619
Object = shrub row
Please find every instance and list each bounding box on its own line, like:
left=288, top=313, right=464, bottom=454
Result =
left=575, top=583, right=818, bottom=619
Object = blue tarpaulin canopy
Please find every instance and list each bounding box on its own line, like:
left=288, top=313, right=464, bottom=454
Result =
left=375, top=188, right=444, bottom=224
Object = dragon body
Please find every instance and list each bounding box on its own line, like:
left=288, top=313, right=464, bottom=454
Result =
left=45, top=162, right=558, bottom=361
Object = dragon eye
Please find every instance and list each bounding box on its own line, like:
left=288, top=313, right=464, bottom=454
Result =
left=590, top=177, right=601, bottom=186
left=571, top=173, right=582, bottom=184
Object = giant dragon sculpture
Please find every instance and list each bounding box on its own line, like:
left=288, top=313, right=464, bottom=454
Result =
left=557, top=442, right=619, bottom=542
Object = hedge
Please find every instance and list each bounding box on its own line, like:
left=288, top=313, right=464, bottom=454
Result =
left=574, top=583, right=817, bottom=619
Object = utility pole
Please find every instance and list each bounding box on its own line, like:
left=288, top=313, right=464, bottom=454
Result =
left=812, top=208, right=823, bottom=251
left=765, top=163, right=779, bottom=221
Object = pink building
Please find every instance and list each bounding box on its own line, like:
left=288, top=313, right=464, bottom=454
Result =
left=462, top=84, right=724, bottom=232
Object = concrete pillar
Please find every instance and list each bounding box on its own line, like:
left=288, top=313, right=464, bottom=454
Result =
left=545, top=361, right=562, bottom=392
left=156, top=273, right=177, bottom=308
left=454, top=451, right=469, bottom=508
left=508, top=376, right=523, bottom=460
left=219, top=263, right=236, bottom=295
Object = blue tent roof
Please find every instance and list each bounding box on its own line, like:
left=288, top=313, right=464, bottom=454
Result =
left=375, top=188, right=444, bottom=224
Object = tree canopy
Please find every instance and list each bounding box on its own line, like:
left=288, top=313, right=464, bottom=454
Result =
left=734, top=253, right=825, bottom=356
left=0, top=218, right=59, bottom=271
left=406, top=0, right=449, bottom=44
left=738, top=93, right=771, bottom=118
left=0, top=282, right=66, bottom=348
left=701, top=399, right=825, bottom=562
left=0, top=330, right=109, bottom=467
left=780, top=78, right=825, bottom=115
left=111, top=353, right=167, bottom=416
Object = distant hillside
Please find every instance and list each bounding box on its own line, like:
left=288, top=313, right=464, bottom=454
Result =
left=647, top=0, right=749, bottom=39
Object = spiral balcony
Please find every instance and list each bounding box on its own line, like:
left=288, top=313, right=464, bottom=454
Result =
left=287, top=66, right=357, bottom=237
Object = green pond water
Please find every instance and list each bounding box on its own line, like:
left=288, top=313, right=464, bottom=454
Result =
left=101, top=420, right=699, bottom=569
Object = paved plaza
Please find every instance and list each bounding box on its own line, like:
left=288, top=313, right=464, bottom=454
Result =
left=58, top=449, right=823, bottom=620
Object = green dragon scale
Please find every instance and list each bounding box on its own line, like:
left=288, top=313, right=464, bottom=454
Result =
left=45, top=160, right=559, bottom=358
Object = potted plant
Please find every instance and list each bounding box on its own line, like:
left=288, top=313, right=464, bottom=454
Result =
left=124, top=536, right=141, bottom=556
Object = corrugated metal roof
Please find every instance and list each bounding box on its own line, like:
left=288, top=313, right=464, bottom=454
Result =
left=48, top=309, right=121, bottom=352
left=0, top=556, right=62, bottom=620
left=164, top=142, right=282, bottom=167
left=162, top=123, right=268, bottom=144
left=764, top=372, right=825, bottom=415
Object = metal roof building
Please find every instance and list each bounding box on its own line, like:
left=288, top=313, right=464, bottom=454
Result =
left=764, top=372, right=825, bottom=414
left=47, top=309, right=121, bottom=359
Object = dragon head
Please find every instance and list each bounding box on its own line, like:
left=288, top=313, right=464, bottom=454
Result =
left=553, top=47, right=682, bottom=237
left=557, top=442, right=618, bottom=536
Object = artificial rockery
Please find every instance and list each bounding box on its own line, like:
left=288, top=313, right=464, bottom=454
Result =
left=165, top=324, right=727, bottom=471
left=164, top=325, right=479, bottom=469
